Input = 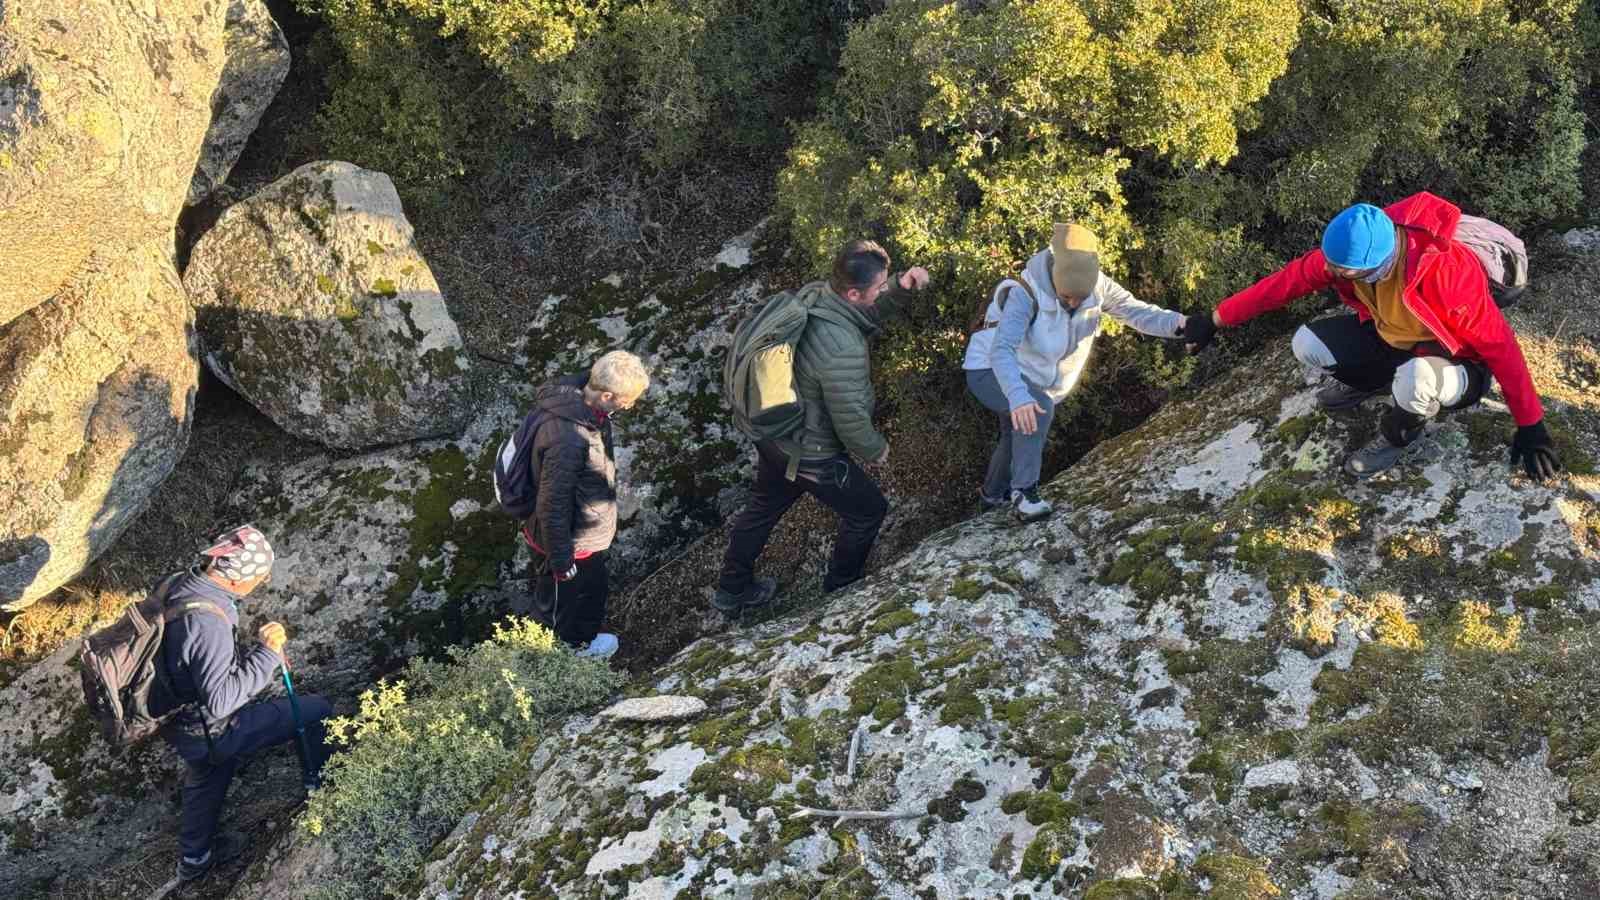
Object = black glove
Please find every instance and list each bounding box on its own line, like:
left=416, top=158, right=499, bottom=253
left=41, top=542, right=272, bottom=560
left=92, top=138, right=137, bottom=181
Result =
left=1180, top=313, right=1217, bottom=353
left=1509, top=420, right=1562, bottom=482
left=552, top=562, right=579, bottom=582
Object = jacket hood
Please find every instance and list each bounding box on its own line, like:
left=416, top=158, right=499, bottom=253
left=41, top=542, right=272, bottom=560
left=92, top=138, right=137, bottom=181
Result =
left=1024, top=248, right=1060, bottom=309
left=536, top=373, right=599, bottom=427
left=1385, top=191, right=1461, bottom=249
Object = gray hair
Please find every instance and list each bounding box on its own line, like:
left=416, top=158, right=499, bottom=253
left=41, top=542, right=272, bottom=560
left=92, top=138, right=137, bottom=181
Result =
left=588, top=350, right=650, bottom=398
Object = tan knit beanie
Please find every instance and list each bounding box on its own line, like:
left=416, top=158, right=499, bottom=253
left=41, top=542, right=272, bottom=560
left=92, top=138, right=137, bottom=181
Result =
left=1050, top=223, right=1099, bottom=299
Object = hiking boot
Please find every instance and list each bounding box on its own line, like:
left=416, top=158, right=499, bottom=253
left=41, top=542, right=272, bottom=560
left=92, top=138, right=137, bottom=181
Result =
left=177, top=834, right=240, bottom=882
left=1316, top=381, right=1384, bottom=412
left=1343, top=436, right=1406, bottom=478
left=1010, top=487, right=1052, bottom=523
left=712, top=577, right=777, bottom=616
left=578, top=633, right=619, bottom=659
left=978, top=490, right=1007, bottom=513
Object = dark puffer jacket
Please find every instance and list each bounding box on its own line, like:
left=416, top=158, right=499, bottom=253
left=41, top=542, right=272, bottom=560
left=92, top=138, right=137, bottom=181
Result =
left=528, top=373, right=617, bottom=570
left=792, top=280, right=911, bottom=462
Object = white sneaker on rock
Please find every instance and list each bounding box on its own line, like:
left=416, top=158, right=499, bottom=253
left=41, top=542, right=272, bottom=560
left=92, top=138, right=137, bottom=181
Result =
left=1011, top=487, right=1052, bottom=523
left=579, top=633, right=619, bottom=658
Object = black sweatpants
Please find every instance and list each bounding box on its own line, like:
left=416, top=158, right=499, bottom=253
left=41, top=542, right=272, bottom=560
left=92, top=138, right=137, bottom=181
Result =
left=527, top=551, right=608, bottom=647
left=718, top=440, right=889, bottom=596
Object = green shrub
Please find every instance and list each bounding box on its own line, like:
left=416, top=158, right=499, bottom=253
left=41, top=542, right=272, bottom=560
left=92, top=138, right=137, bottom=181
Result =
left=1232, top=0, right=1592, bottom=238
left=777, top=0, right=1299, bottom=299
left=300, top=0, right=855, bottom=186
left=299, top=618, right=622, bottom=900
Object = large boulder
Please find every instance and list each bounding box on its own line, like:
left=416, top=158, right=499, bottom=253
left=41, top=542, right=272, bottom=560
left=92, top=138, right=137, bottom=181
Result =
left=184, top=161, right=474, bottom=450
left=0, top=0, right=227, bottom=325
left=0, top=242, right=199, bottom=612
left=186, top=0, right=292, bottom=206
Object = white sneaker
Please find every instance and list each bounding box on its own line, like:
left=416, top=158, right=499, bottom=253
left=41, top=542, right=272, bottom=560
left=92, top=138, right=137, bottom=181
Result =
left=578, top=633, right=619, bottom=659
left=1010, top=487, right=1052, bottom=523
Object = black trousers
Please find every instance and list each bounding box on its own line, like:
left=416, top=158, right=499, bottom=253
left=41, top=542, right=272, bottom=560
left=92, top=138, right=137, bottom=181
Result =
left=525, top=551, right=608, bottom=647
left=1303, top=316, right=1417, bottom=391
left=165, top=697, right=333, bottom=859
left=718, top=440, right=889, bottom=596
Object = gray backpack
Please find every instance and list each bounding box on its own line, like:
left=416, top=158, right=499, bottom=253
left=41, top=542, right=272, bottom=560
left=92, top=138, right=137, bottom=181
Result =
left=1455, top=214, right=1528, bottom=307
left=78, top=574, right=227, bottom=746
left=722, top=285, right=849, bottom=480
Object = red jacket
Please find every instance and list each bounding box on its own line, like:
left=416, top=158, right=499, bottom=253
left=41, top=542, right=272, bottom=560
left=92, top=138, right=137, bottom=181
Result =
left=1216, top=192, right=1543, bottom=426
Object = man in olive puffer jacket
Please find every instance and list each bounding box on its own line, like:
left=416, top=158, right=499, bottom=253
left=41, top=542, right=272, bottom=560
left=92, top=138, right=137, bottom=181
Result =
left=522, top=351, right=650, bottom=656
left=713, top=240, right=930, bottom=613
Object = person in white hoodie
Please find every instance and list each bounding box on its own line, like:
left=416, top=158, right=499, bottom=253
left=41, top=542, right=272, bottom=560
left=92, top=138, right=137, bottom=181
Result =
left=963, top=223, right=1191, bottom=522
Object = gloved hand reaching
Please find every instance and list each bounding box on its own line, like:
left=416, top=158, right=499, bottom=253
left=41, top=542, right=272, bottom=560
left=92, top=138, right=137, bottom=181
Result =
left=1509, top=420, right=1562, bottom=482
left=552, top=563, right=579, bottom=582
left=1180, top=312, right=1218, bottom=353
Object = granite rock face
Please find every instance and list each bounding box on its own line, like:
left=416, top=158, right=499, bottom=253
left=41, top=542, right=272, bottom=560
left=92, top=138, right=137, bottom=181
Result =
left=398, top=337, right=1600, bottom=898
left=186, top=0, right=292, bottom=206
left=0, top=241, right=199, bottom=612
left=184, top=160, right=474, bottom=450
left=0, top=0, right=227, bottom=324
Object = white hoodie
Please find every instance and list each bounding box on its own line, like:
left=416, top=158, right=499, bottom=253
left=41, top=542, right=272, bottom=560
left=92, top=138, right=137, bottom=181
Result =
left=963, top=247, right=1183, bottom=408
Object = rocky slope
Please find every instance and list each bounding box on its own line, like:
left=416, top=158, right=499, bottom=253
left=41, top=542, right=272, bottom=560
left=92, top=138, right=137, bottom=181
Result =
left=0, top=226, right=781, bottom=895
left=396, top=252, right=1600, bottom=899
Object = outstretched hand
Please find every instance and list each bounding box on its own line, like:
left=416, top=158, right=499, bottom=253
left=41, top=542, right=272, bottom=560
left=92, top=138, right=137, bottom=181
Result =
left=898, top=267, right=931, bottom=291
left=1180, top=311, right=1218, bottom=354
left=1010, top=402, right=1046, bottom=436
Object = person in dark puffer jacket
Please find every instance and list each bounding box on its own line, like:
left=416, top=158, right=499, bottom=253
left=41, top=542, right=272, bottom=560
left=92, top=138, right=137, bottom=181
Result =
left=713, top=240, right=931, bottom=614
left=148, top=525, right=333, bottom=883
left=520, top=351, right=650, bottom=657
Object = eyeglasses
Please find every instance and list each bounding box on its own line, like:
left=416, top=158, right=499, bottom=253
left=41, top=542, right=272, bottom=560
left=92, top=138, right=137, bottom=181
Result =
left=1326, top=262, right=1379, bottom=280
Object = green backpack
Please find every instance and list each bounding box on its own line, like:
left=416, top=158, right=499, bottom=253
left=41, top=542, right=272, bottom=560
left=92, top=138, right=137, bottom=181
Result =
left=722, top=286, right=850, bottom=480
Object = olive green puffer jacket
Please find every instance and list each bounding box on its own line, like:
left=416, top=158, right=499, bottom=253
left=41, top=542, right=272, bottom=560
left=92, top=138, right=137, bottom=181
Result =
left=791, top=280, right=907, bottom=462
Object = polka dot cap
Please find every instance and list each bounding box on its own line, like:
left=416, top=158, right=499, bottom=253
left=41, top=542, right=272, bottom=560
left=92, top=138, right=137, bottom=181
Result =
left=200, top=524, right=275, bottom=581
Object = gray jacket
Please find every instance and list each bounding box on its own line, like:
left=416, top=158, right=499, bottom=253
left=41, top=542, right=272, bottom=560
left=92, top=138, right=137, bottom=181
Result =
left=964, top=247, right=1183, bottom=409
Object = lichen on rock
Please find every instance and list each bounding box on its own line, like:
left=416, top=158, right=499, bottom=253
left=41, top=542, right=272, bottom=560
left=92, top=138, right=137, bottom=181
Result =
left=185, top=160, right=474, bottom=450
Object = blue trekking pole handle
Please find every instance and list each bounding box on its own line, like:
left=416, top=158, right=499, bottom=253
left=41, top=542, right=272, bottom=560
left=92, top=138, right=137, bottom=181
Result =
left=279, top=661, right=317, bottom=790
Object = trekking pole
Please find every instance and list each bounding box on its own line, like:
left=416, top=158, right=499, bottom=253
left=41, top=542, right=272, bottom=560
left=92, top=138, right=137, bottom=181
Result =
left=279, top=661, right=319, bottom=792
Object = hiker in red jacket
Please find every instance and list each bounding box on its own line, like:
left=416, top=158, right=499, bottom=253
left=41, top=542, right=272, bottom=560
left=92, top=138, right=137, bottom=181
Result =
left=1181, top=192, right=1560, bottom=480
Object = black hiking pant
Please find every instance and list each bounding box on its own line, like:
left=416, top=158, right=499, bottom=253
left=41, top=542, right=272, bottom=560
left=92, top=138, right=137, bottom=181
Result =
left=718, top=440, right=889, bottom=596
left=525, top=550, right=608, bottom=647
left=164, top=697, right=333, bottom=861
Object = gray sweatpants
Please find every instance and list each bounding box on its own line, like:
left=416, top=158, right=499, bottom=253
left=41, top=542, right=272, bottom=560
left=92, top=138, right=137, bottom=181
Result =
left=966, top=368, right=1054, bottom=499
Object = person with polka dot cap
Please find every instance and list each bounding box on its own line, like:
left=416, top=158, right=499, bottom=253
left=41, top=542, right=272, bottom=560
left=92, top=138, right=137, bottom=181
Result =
left=146, top=524, right=335, bottom=883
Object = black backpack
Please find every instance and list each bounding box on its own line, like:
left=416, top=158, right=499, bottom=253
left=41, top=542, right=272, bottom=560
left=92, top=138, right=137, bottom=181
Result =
left=492, top=409, right=549, bottom=520
left=78, top=574, right=228, bottom=747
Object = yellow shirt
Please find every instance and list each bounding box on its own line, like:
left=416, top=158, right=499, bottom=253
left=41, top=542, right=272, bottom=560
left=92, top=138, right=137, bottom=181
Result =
left=1350, top=227, right=1433, bottom=349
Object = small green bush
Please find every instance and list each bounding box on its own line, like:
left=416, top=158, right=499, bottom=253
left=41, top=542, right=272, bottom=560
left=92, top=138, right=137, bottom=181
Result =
left=299, top=618, right=622, bottom=900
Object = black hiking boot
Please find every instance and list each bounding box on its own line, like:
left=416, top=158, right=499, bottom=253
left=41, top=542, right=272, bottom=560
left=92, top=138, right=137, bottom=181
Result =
left=712, top=577, right=777, bottom=617
left=177, top=833, right=241, bottom=882
left=1316, top=380, right=1384, bottom=412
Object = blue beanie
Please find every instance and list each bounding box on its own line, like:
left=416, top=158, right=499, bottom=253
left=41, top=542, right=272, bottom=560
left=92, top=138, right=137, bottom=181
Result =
left=1322, top=203, right=1396, bottom=270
